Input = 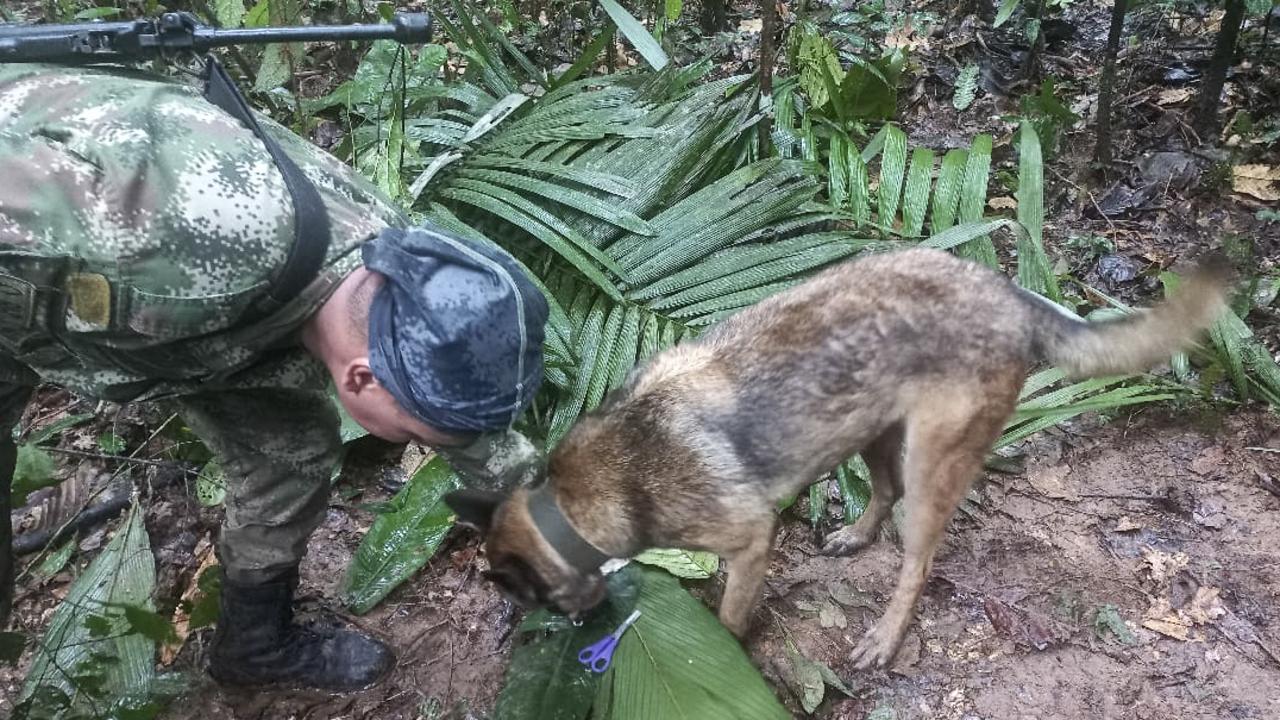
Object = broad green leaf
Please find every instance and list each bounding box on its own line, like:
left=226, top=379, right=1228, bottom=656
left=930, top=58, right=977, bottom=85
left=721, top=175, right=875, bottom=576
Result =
left=955, top=134, right=996, bottom=265
left=994, top=0, right=1020, bottom=27
left=495, top=622, right=601, bottom=720
left=930, top=148, right=968, bottom=233
left=901, top=147, right=934, bottom=237
left=838, top=51, right=903, bottom=121
left=20, top=503, right=158, bottom=712
left=1025, top=18, right=1041, bottom=44
left=919, top=219, right=1025, bottom=252
left=827, top=132, right=850, bottom=209
left=458, top=167, right=653, bottom=235
left=848, top=143, right=871, bottom=227
left=583, top=303, right=628, bottom=411
left=595, top=566, right=789, bottom=720
left=797, top=30, right=843, bottom=109
left=836, top=457, right=871, bottom=523
left=23, top=413, right=93, bottom=446
left=341, top=457, right=460, bottom=614
left=953, top=63, right=979, bottom=110
left=809, top=481, right=827, bottom=531
left=187, top=565, right=223, bottom=631
left=632, top=549, right=719, bottom=578
left=1015, top=121, right=1060, bottom=300
left=495, top=569, right=640, bottom=720
left=99, top=431, right=126, bottom=455
left=34, top=538, right=75, bottom=579
left=212, top=0, right=247, bottom=27
left=196, top=459, right=227, bottom=507
left=598, top=0, right=669, bottom=70
left=117, top=605, right=179, bottom=645
left=877, top=126, right=908, bottom=235
left=666, top=0, right=683, bottom=21
left=253, top=44, right=294, bottom=93
left=13, top=443, right=56, bottom=507
left=335, top=393, right=370, bottom=444
left=785, top=646, right=826, bottom=714
left=244, top=0, right=269, bottom=27
left=468, top=156, right=637, bottom=198
left=439, top=186, right=624, bottom=300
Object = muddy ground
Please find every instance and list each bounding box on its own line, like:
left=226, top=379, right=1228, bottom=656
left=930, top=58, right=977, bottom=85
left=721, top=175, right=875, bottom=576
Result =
left=35, top=403, right=1274, bottom=720
left=8, top=399, right=1280, bottom=719
left=3, top=0, right=1279, bottom=717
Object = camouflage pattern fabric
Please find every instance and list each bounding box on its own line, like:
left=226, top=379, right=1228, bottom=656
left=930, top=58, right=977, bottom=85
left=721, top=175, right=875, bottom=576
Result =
left=0, top=62, right=407, bottom=401
left=0, top=64, right=543, bottom=583
left=435, top=428, right=544, bottom=493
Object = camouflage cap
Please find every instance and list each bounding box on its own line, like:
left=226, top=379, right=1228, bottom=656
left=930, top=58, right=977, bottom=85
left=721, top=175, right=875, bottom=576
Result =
left=362, top=225, right=547, bottom=434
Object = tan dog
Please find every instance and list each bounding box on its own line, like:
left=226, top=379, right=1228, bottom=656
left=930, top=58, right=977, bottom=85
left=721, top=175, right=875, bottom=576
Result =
left=446, top=247, right=1229, bottom=669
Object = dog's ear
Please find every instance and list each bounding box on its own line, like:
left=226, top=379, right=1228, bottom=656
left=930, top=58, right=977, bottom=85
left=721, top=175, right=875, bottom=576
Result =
left=444, top=489, right=505, bottom=532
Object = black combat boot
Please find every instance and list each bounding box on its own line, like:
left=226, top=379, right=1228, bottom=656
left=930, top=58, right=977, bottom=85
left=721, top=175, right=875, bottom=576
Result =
left=208, top=569, right=393, bottom=691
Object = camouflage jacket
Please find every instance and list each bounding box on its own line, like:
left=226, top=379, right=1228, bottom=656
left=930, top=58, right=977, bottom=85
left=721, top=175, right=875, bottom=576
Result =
left=0, top=62, right=408, bottom=401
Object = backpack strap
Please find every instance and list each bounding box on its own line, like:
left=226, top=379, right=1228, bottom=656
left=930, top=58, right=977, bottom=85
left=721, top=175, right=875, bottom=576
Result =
left=200, top=56, right=332, bottom=322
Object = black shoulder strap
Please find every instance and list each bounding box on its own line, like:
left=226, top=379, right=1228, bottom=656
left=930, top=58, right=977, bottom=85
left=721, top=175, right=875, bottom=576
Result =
left=200, top=56, right=332, bottom=321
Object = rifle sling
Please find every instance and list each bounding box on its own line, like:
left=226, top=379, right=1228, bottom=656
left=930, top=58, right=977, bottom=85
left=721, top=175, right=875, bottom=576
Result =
left=200, top=56, right=332, bottom=322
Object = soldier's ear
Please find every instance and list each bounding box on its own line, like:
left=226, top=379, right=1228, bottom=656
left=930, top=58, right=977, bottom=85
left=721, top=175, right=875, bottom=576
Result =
left=444, top=489, right=505, bottom=533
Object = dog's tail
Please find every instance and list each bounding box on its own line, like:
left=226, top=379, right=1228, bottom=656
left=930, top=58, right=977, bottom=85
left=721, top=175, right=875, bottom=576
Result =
left=1022, top=259, right=1233, bottom=379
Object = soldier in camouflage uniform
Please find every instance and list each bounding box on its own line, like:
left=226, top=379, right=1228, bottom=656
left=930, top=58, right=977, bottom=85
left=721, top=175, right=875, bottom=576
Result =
left=0, top=63, right=548, bottom=691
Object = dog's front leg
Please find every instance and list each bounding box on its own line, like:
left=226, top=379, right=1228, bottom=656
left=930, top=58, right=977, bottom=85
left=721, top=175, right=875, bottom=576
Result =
left=717, top=517, right=777, bottom=639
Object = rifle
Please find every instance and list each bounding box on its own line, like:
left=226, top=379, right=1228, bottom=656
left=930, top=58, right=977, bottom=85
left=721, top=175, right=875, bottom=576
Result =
left=0, top=10, right=432, bottom=64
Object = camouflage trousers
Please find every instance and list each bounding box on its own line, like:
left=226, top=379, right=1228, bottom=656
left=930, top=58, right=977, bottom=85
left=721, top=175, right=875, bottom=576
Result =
left=0, top=373, right=342, bottom=585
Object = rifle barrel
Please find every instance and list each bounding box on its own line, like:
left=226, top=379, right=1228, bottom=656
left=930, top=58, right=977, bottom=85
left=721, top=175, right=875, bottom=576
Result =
left=0, top=12, right=431, bottom=63
left=193, top=15, right=431, bottom=49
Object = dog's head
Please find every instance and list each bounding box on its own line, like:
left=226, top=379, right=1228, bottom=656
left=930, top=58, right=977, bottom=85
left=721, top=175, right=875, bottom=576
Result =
left=444, top=487, right=608, bottom=619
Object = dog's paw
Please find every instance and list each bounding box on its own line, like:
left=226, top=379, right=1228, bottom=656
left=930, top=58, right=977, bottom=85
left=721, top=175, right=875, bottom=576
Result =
left=820, top=527, right=874, bottom=556
left=849, top=621, right=904, bottom=670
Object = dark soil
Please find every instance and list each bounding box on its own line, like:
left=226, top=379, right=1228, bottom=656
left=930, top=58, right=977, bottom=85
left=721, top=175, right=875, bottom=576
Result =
left=72, top=405, right=1280, bottom=720
left=3, top=0, right=1279, bottom=717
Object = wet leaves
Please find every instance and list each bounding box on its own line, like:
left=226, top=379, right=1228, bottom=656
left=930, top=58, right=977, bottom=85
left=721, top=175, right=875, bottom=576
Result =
left=632, top=548, right=719, bottom=579
left=342, top=456, right=460, bottom=614
left=783, top=645, right=853, bottom=715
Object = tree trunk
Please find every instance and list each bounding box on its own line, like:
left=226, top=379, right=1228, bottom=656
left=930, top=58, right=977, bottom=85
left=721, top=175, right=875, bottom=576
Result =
left=700, top=0, right=727, bottom=34
left=758, top=0, right=778, bottom=155
left=1094, top=0, right=1129, bottom=166
left=1194, top=0, right=1246, bottom=140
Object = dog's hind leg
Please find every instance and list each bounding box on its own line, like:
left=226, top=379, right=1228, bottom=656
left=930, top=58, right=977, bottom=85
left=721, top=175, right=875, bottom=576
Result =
left=849, top=385, right=1017, bottom=670
left=717, top=514, right=778, bottom=639
left=822, top=422, right=905, bottom=556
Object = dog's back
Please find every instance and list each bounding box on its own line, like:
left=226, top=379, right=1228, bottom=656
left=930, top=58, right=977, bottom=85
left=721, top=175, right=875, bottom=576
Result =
left=574, top=247, right=1227, bottom=502
left=599, top=250, right=1031, bottom=493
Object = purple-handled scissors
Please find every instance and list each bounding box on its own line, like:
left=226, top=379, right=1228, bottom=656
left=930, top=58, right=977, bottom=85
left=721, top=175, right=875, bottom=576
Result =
left=578, top=609, right=642, bottom=673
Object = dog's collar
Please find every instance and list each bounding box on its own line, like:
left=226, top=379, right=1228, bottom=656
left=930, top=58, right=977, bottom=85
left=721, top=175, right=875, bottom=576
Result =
left=526, top=484, right=612, bottom=573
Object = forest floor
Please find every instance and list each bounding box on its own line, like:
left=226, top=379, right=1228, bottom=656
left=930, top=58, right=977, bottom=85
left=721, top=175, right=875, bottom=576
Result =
left=2, top=0, right=1278, bottom=717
